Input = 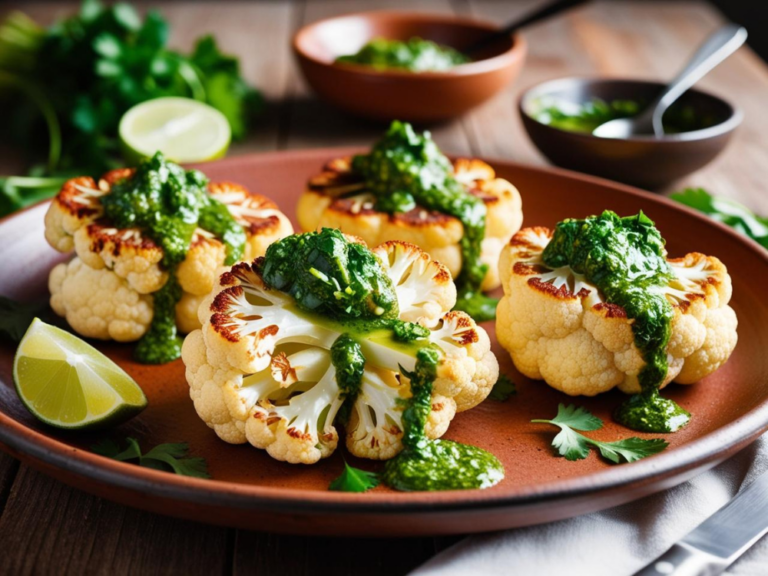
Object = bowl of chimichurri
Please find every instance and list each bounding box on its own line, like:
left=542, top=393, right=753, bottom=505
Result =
left=293, top=11, right=526, bottom=122
left=518, top=78, right=742, bottom=189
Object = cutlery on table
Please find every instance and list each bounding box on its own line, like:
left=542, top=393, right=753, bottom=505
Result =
left=593, top=24, right=747, bottom=139
left=463, top=0, right=591, bottom=55
left=633, top=468, right=768, bottom=576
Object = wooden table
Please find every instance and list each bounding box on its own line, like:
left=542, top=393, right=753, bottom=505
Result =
left=1, top=1, right=766, bottom=574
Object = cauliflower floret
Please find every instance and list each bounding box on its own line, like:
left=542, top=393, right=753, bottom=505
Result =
left=373, top=240, right=456, bottom=328
left=296, top=156, right=522, bottom=291
left=183, top=237, right=498, bottom=464
left=176, top=291, right=207, bottom=334
left=208, top=182, right=294, bottom=260
left=44, top=169, right=292, bottom=342
left=176, top=231, right=227, bottom=296
left=44, top=176, right=108, bottom=252
left=497, top=227, right=738, bottom=396
left=49, top=257, right=153, bottom=341
left=73, top=223, right=168, bottom=294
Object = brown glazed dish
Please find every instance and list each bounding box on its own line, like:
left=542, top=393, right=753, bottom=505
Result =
left=293, top=11, right=526, bottom=122
left=0, top=149, right=767, bottom=536
left=519, top=78, right=742, bottom=189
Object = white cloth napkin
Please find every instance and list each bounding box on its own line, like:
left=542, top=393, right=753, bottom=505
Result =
left=411, top=435, right=768, bottom=576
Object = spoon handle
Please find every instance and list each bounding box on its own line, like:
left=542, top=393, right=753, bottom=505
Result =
left=650, top=24, right=747, bottom=136
left=464, top=0, right=591, bottom=55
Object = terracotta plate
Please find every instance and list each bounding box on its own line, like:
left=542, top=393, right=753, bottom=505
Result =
left=1, top=149, right=767, bottom=536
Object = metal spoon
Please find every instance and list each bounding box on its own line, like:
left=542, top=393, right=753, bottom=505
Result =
left=463, top=0, right=591, bottom=56
left=592, top=24, right=747, bottom=139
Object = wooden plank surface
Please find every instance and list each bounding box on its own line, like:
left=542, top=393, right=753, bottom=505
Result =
left=0, top=1, right=766, bottom=574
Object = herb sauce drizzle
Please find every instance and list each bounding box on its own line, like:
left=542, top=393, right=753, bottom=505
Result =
left=101, top=152, right=245, bottom=364
left=260, top=228, right=504, bottom=490
left=352, top=121, right=496, bottom=321
left=542, top=211, right=691, bottom=433
left=383, top=347, right=504, bottom=491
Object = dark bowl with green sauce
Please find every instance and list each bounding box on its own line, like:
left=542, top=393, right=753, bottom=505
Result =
left=519, top=78, right=742, bottom=189
left=293, top=11, right=526, bottom=122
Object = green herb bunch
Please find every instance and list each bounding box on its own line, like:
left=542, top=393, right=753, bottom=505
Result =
left=0, top=0, right=261, bottom=215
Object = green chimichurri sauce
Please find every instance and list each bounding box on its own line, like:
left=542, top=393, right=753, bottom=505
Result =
left=261, top=229, right=504, bottom=491
left=542, top=211, right=691, bottom=433
left=101, top=152, right=246, bottom=364
left=533, top=97, right=722, bottom=135
left=260, top=228, right=398, bottom=320
left=336, top=37, right=469, bottom=72
left=330, top=333, right=366, bottom=426
left=383, top=347, right=504, bottom=490
left=352, top=121, right=496, bottom=322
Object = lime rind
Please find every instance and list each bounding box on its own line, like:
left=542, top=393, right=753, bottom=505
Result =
left=13, top=319, right=147, bottom=430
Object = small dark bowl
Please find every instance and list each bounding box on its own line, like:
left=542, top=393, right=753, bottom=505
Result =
left=518, top=78, right=742, bottom=189
left=293, top=11, right=526, bottom=122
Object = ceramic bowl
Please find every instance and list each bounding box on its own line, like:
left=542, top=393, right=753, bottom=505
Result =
left=293, top=11, right=527, bottom=122
left=518, top=77, right=742, bottom=189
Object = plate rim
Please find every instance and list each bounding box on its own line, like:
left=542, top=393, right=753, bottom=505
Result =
left=1, top=147, right=767, bottom=517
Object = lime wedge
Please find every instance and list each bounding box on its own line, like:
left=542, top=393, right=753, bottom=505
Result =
left=13, top=319, right=147, bottom=429
left=119, top=97, right=231, bottom=164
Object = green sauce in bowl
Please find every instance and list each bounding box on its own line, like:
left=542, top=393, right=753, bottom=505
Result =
left=336, top=37, right=470, bottom=72
left=533, top=97, right=721, bottom=135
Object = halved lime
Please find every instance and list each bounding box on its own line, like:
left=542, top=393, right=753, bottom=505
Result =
left=119, top=97, right=231, bottom=164
left=13, top=319, right=147, bottom=429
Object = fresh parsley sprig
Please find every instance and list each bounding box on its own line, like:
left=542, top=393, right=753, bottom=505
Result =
left=532, top=404, right=668, bottom=464
left=488, top=374, right=516, bottom=402
left=329, top=460, right=379, bottom=493
left=92, top=437, right=210, bottom=478
left=0, top=0, right=262, bottom=190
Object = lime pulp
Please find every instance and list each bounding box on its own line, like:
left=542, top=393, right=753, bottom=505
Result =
left=13, top=319, right=147, bottom=430
left=119, top=97, right=231, bottom=164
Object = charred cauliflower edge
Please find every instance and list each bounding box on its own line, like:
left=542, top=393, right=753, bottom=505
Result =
left=297, top=157, right=523, bottom=291
left=496, top=226, right=738, bottom=397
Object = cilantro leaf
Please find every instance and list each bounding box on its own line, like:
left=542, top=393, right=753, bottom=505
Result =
left=547, top=403, right=602, bottom=431
left=592, top=437, right=669, bottom=464
left=189, top=35, right=262, bottom=140
left=329, top=461, right=379, bottom=493
left=671, top=188, right=768, bottom=250
left=533, top=404, right=669, bottom=464
left=551, top=425, right=591, bottom=461
left=488, top=374, right=517, bottom=401
left=0, top=296, right=48, bottom=342
left=91, top=437, right=210, bottom=478
left=142, top=442, right=210, bottom=478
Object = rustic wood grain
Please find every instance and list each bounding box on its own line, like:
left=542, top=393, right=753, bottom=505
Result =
left=0, top=1, right=766, bottom=574
left=0, top=466, right=231, bottom=576
left=0, top=451, right=19, bottom=514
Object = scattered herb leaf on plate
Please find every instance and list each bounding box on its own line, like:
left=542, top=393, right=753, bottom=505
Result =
left=329, top=461, right=380, bottom=493
left=671, top=188, right=768, bottom=250
left=488, top=374, right=517, bottom=402
left=92, top=437, right=210, bottom=478
left=0, top=296, right=48, bottom=342
left=532, top=404, right=669, bottom=463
